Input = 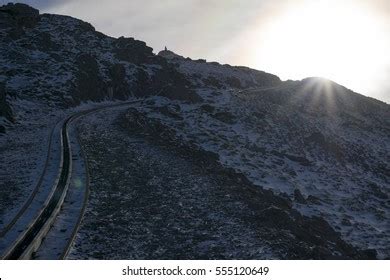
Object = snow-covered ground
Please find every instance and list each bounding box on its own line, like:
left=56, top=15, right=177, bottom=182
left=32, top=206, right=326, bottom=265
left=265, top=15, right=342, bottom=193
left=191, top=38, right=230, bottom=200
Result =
left=34, top=111, right=88, bottom=260
left=1, top=3, right=388, bottom=260
left=68, top=106, right=277, bottom=259
left=65, top=103, right=373, bottom=259
left=0, top=98, right=135, bottom=257
left=0, top=101, right=64, bottom=230
left=125, top=87, right=389, bottom=258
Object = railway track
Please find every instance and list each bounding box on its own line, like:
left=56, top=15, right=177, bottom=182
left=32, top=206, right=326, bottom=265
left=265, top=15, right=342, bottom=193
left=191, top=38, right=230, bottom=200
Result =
left=1, top=101, right=139, bottom=260
left=0, top=119, right=60, bottom=238
left=3, top=116, right=72, bottom=260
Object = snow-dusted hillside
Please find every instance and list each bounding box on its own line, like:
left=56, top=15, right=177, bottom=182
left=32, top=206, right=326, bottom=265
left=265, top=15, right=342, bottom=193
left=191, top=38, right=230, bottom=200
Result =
left=124, top=79, right=389, bottom=257
left=158, top=49, right=281, bottom=89
left=0, top=3, right=389, bottom=259
left=154, top=53, right=389, bottom=258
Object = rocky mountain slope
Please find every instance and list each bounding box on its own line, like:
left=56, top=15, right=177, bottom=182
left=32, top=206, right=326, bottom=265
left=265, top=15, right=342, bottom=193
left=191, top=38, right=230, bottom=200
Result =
left=0, top=3, right=389, bottom=259
left=0, top=3, right=279, bottom=132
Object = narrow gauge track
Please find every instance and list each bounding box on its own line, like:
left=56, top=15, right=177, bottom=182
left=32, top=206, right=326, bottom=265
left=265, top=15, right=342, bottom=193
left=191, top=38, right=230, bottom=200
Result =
left=4, top=116, right=73, bottom=259
left=2, top=101, right=139, bottom=260
left=0, top=119, right=60, bottom=238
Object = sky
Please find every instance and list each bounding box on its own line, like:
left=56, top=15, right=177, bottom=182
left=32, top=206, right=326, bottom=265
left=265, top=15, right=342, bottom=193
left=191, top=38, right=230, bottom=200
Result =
left=5, top=0, right=390, bottom=103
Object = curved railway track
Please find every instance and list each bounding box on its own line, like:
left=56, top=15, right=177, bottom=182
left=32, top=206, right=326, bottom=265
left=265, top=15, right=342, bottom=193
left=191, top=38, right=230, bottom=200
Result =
left=1, top=101, right=139, bottom=260
left=0, top=119, right=60, bottom=238
left=4, top=116, right=72, bottom=260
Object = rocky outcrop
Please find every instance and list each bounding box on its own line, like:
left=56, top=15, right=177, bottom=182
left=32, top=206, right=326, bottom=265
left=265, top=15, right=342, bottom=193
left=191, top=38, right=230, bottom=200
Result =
left=0, top=83, right=13, bottom=122
left=108, top=63, right=131, bottom=100
left=151, top=67, right=202, bottom=103
left=73, top=54, right=107, bottom=103
left=158, top=49, right=282, bottom=90
left=114, top=37, right=153, bottom=64
left=212, top=111, right=236, bottom=124
left=305, top=131, right=344, bottom=161
left=0, top=3, right=39, bottom=28
left=158, top=49, right=185, bottom=60
left=225, top=76, right=243, bottom=88
left=202, top=76, right=223, bottom=89
left=0, top=3, right=39, bottom=17
left=133, top=64, right=203, bottom=103
left=0, top=83, right=13, bottom=133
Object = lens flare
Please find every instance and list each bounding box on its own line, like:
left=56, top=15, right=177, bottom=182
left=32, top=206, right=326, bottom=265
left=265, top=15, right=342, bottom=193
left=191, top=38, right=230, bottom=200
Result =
left=251, top=0, right=389, bottom=100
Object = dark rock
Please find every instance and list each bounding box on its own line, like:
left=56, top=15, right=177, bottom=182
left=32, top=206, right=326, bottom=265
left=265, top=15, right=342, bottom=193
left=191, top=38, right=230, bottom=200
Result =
left=225, top=76, right=242, bottom=88
left=0, top=7, right=16, bottom=27
left=307, top=195, right=322, bottom=205
left=305, top=131, right=344, bottom=160
left=35, top=32, right=58, bottom=52
left=294, top=189, right=306, bottom=204
left=0, top=83, right=13, bottom=123
left=159, top=86, right=202, bottom=103
left=21, top=31, right=59, bottom=52
left=133, top=68, right=150, bottom=97
left=0, top=3, right=40, bottom=28
left=114, top=37, right=153, bottom=64
left=260, top=206, right=293, bottom=226
left=341, top=218, right=352, bottom=226
left=361, top=249, right=378, bottom=260
left=130, top=59, right=200, bottom=103
left=0, top=3, right=39, bottom=17
left=285, top=154, right=312, bottom=166
left=78, top=20, right=95, bottom=33
left=245, top=143, right=266, bottom=154
left=0, top=10, right=24, bottom=40
left=236, top=66, right=281, bottom=87
left=109, top=63, right=131, bottom=100
left=212, top=111, right=236, bottom=124
left=149, top=67, right=202, bottom=103
left=201, top=104, right=215, bottom=113
left=158, top=49, right=184, bottom=60
left=202, top=76, right=223, bottom=89
left=157, top=105, right=183, bottom=120
left=253, top=111, right=265, bottom=119
left=368, top=182, right=389, bottom=200
left=73, top=53, right=107, bottom=103
left=288, top=169, right=297, bottom=176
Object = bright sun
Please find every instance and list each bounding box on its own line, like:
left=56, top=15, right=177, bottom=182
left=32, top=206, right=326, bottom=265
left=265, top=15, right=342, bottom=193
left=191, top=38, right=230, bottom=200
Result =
left=254, top=0, right=388, bottom=95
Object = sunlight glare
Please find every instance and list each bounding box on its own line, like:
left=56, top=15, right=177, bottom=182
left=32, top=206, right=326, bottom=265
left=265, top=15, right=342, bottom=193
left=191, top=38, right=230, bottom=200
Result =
left=254, top=0, right=388, bottom=96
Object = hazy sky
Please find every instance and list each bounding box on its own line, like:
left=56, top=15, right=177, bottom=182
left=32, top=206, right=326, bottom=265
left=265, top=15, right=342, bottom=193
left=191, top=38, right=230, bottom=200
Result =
left=6, top=0, right=390, bottom=103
